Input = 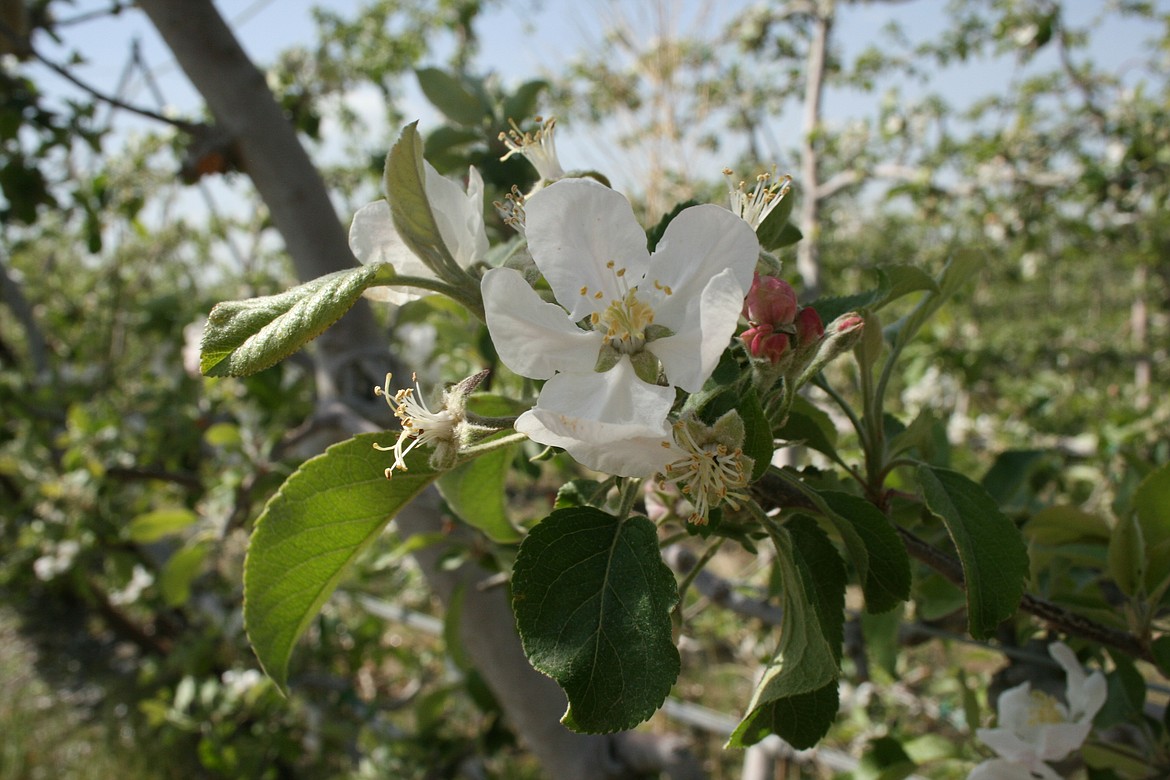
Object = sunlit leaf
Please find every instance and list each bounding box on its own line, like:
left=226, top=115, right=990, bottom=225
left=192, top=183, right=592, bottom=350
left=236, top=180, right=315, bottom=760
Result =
left=244, top=434, right=438, bottom=689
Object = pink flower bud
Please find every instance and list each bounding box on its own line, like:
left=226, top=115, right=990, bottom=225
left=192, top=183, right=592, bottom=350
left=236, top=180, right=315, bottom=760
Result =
left=831, top=313, right=865, bottom=335
left=740, top=323, right=791, bottom=363
left=795, top=306, right=824, bottom=348
left=743, top=273, right=798, bottom=326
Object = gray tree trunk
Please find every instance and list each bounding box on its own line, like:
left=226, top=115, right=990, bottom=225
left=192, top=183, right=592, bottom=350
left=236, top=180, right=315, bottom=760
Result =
left=137, top=2, right=702, bottom=777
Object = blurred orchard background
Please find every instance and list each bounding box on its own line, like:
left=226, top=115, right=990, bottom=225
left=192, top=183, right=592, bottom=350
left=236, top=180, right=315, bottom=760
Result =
left=2, top=0, right=1169, bottom=777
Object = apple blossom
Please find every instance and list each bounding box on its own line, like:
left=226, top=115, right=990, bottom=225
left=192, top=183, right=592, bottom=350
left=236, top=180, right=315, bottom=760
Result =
left=482, top=177, right=759, bottom=462
left=349, top=162, right=488, bottom=304
left=969, top=641, right=1106, bottom=780
left=725, top=167, right=792, bottom=230
left=499, top=115, right=566, bottom=182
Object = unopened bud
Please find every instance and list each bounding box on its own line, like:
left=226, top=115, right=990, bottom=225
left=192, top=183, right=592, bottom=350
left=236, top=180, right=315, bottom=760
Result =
left=741, top=323, right=791, bottom=364
left=796, top=312, right=866, bottom=385
left=795, top=306, right=824, bottom=348
left=743, top=273, right=798, bottom=325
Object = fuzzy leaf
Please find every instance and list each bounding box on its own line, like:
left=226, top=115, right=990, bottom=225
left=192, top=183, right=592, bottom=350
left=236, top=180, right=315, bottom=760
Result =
left=244, top=434, right=438, bottom=689
left=512, top=508, right=679, bottom=733
left=201, top=265, right=384, bottom=377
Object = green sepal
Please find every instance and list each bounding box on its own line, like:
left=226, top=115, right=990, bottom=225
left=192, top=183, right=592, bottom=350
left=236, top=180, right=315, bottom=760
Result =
left=629, top=350, right=661, bottom=384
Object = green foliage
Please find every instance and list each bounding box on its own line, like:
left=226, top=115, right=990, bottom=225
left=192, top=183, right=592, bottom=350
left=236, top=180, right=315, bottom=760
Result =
left=917, top=466, right=1029, bottom=639
left=731, top=516, right=845, bottom=748
left=511, top=508, right=680, bottom=733
left=244, top=433, right=439, bottom=688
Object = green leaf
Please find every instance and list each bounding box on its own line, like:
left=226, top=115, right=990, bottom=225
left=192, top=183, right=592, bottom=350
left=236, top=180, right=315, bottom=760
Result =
left=730, top=516, right=844, bottom=747
left=512, top=508, right=679, bottom=733
left=436, top=393, right=524, bottom=543
left=875, top=264, right=938, bottom=306
left=415, top=67, right=487, bottom=126
left=774, top=395, right=838, bottom=458
left=730, top=683, right=838, bottom=750
left=890, top=251, right=981, bottom=353
left=244, top=434, right=439, bottom=689
left=126, top=507, right=199, bottom=543
left=820, top=491, right=911, bottom=613
left=502, top=79, right=549, bottom=126
left=1133, top=463, right=1170, bottom=590
left=437, top=447, right=522, bottom=545
left=160, top=541, right=210, bottom=607
left=1108, top=511, right=1145, bottom=597
left=917, top=465, right=1027, bottom=639
left=384, top=122, right=459, bottom=278
left=980, top=449, right=1049, bottom=507
left=201, top=265, right=383, bottom=377
left=737, top=388, right=773, bottom=482
left=1024, top=505, right=1111, bottom=546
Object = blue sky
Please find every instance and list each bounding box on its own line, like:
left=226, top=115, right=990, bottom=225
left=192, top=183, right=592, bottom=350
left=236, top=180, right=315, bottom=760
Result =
left=28, top=0, right=1166, bottom=194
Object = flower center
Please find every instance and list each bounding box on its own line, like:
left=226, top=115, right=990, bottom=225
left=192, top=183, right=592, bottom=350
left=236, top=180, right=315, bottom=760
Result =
left=373, top=373, right=458, bottom=477
left=1025, top=690, right=1066, bottom=727
left=597, top=289, right=655, bottom=353
left=660, top=420, right=751, bottom=525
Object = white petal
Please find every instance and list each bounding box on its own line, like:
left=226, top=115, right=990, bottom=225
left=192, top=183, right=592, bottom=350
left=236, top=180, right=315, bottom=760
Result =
left=967, top=759, right=1049, bottom=780
left=424, top=163, right=487, bottom=270
left=525, top=178, right=651, bottom=321
left=649, top=270, right=746, bottom=392
left=482, top=268, right=602, bottom=380
left=976, top=727, right=1037, bottom=764
left=1048, top=642, right=1106, bottom=720
left=1034, top=721, right=1092, bottom=762
left=535, top=362, right=675, bottom=427
left=349, top=200, right=433, bottom=304
left=350, top=201, right=431, bottom=274
left=516, top=365, right=676, bottom=477
left=642, top=203, right=758, bottom=316
left=991, top=682, right=1035, bottom=733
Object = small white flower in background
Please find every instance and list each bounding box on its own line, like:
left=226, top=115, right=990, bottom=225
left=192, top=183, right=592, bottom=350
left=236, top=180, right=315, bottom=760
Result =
left=969, top=641, right=1107, bottom=780
left=725, top=167, right=792, bottom=230
left=33, top=539, right=81, bottom=581
left=500, top=116, right=565, bottom=182
left=349, top=162, right=488, bottom=305
left=108, top=564, right=155, bottom=606
left=482, top=177, right=758, bottom=469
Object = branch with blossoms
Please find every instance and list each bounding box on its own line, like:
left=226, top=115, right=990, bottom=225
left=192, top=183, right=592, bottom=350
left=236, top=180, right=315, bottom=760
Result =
left=197, top=116, right=1170, bottom=765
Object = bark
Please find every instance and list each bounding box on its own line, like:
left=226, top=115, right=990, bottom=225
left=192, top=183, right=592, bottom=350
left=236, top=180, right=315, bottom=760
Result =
left=137, top=1, right=703, bottom=776
left=137, top=0, right=384, bottom=409
left=795, top=0, right=833, bottom=300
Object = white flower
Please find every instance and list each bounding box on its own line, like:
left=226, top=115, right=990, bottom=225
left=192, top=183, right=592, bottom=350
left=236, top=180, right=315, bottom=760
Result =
left=725, top=167, right=792, bottom=230
left=481, top=177, right=758, bottom=474
left=373, top=373, right=462, bottom=476
left=349, top=163, right=488, bottom=304
left=499, top=116, right=565, bottom=182
left=969, top=641, right=1106, bottom=780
